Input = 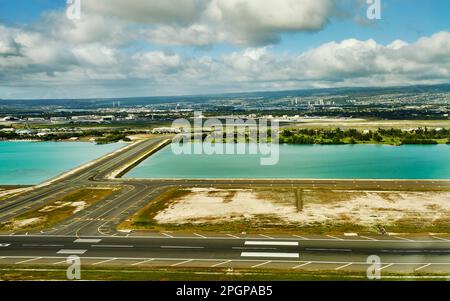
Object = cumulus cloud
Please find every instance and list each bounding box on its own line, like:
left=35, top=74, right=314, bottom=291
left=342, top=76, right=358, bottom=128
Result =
left=79, top=0, right=335, bottom=47
left=1, top=13, right=450, bottom=99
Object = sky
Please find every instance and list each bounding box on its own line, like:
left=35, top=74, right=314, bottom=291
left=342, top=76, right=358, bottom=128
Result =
left=0, top=0, right=449, bottom=99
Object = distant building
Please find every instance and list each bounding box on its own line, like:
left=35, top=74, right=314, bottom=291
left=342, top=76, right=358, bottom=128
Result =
left=152, top=127, right=182, bottom=134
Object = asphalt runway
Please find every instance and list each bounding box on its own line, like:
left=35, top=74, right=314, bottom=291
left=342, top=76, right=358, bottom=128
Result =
left=0, top=137, right=449, bottom=275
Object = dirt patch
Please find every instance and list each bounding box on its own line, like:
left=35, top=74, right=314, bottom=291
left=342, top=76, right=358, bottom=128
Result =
left=126, top=187, right=450, bottom=234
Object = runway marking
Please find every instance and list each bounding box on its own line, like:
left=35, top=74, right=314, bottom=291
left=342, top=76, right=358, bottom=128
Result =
left=292, top=235, right=307, bottom=240
left=394, top=236, right=414, bottom=242
left=57, top=249, right=87, bottom=255
left=74, top=239, right=102, bottom=243
left=194, top=233, right=207, bottom=238
left=161, top=246, right=205, bottom=249
left=162, top=233, right=174, bottom=238
left=15, top=257, right=42, bottom=264
left=210, top=260, right=232, bottom=267
left=52, top=259, right=69, bottom=265
left=91, top=245, right=134, bottom=248
left=245, top=241, right=299, bottom=246
left=241, top=252, right=299, bottom=259
left=227, top=234, right=240, bottom=239
left=415, top=263, right=431, bottom=271
left=92, top=258, right=117, bottom=265
left=432, top=236, right=450, bottom=242
left=22, top=244, right=64, bottom=247
left=335, top=263, right=353, bottom=270
left=360, top=236, right=378, bottom=241
left=259, top=234, right=274, bottom=239
left=326, top=235, right=343, bottom=240
left=233, top=247, right=276, bottom=250
left=292, top=262, right=311, bottom=269
left=306, top=248, right=352, bottom=252
left=251, top=261, right=272, bottom=268
left=378, top=263, right=394, bottom=271
left=0, top=243, right=11, bottom=247
left=131, top=259, right=154, bottom=266
left=171, top=259, right=193, bottom=267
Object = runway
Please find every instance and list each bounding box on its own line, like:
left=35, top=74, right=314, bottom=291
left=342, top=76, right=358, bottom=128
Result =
left=1, top=137, right=450, bottom=275
left=1, top=235, right=450, bottom=275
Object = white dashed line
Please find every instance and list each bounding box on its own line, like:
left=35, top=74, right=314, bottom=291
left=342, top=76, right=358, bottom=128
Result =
left=194, top=233, right=207, bottom=238
left=15, top=257, right=42, bottom=264
left=210, top=260, right=232, bottom=267
left=161, top=245, right=205, bottom=249
left=378, top=263, right=394, bottom=271
left=92, top=258, right=117, bottom=265
left=245, top=241, right=298, bottom=246
left=131, top=259, right=155, bottom=266
left=360, top=236, right=378, bottom=241
left=292, top=235, right=307, bottom=240
left=326, top=235, right=343, bottom=240
left=415, top=263, right=431, bottom=271
left=171, top=259, right=193, bottom=267
left=432, top=236, right=450, bottom=242
left=394, top=236, right=414, bottom=242
left=259, top=234, right=275, bottom=239
left=251, top=261, right=272, bottom=268
left=227, top=234, right=240, bottom=239
left=335, top=263, right=353, bottom=270
left=292, top=262, right=311, bottom=269
left=162, top=233, right=174, bottom=238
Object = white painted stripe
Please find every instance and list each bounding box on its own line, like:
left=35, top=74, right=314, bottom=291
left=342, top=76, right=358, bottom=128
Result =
left=92, top=258, right=116, bottom=265
left=0, top=243, right=11, bottom=247
left=15, top=257, right=42, bottom=264
left=432, top=236, right=450, bottom=242
left=131, top=259, right=154, bottom=266
left=415, top=263, right=431, bottom=271
left=292, top=262, right=311, bottom=269
left=259, top=234, right=274, bottom=239
left=171, top=259, right=193, bottom=267
left=227, top=234, right=240, bottom=239
left=251, top=261, right=272, bottom=268
left=335, top=263, right=352, bottom=270
left=292, top=235, right=307, bottom=240
left=241, top=252, right=299, bottom=258
left=161, top=246, right=205, bottom=249
left=194, top=233, right=207, bottom=238
left=360, top=236, right=378, bottom=241
left=210, top=260, right=231, bottom=267
left=57, top=249, right=87, bottom=255
left=245, top=241, right=299, bottom=246
left=91, top=245, right=133, bottom=248
left=378, top=263, right=394, bottom=271
left=306, top=248, right=352, bottom=252
left=162, top=233, right=174, bottom=238
left=394, top=236, right=414, bottom=242
left=74, top=239, right=102, bottom=243
left=326, top=235, right=343, bottom=240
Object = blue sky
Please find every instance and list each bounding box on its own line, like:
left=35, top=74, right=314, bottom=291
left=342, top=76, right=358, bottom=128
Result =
left=0, top=0, right=449, bottom=99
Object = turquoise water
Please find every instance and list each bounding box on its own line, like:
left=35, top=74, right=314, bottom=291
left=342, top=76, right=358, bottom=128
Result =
left=0, top=141, right=124, bottom=185
left=125, top=143, right=450, bottom=180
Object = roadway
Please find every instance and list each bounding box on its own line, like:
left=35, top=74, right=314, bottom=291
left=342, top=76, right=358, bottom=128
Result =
left=0, top=137, right=450, bottom=275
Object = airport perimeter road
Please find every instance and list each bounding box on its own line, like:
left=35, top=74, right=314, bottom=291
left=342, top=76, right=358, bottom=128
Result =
left=0, top=137, right=170, bottom=224
left=1, top=235, right=450, bottom=275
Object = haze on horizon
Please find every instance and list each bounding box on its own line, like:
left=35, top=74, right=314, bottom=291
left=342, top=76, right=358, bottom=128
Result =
left=0, top=0, right=449, bottom=99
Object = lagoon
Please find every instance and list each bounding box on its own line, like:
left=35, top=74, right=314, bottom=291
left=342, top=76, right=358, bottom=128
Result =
left=0, top=141, right=124, bottom=185
left=125, top=143, right=450, bottom=180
